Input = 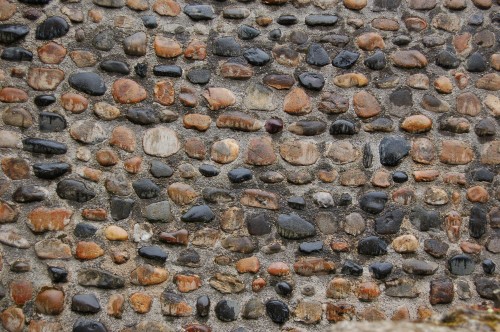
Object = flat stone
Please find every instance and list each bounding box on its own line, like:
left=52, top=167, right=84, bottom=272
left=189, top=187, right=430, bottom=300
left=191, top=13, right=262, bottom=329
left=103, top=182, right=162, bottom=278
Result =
left=71, top=294, right=100, bottom=313
left=68, top=72, right=106, bottom=96
left=78, top=269, right=125, bottom=289
left=391, top=50, right=428, bottom=68
left=280, top=140, right=319, bottom=165
left=402, top=259, right=438, bottom=275
left=277, top=213, right=316, bottom=239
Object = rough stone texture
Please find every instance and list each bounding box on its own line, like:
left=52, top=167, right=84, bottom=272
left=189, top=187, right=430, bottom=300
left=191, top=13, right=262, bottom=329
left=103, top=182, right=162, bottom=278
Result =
left=0, top=0, right=498, bottom=331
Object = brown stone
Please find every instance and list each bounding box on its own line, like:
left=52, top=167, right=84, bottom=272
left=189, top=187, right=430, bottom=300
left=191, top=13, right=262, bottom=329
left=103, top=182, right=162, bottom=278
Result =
left=10, top=280, right=32, bottom=306
left=356, top=282, right=381, bottom=302
left=391, top=50, right=428, bottom=68
left=404, top=17, right=428, bottom=31
left=392, top=235, right=419, bottom=253
left=317, top=169, right=338, bottom=183
left=75, top=241, right=104, bottom=260
left=272, top=45, right=301, bottom=67
left=159, top=229, right=189, bottom=245
left=0, top=87, right=28, bottom=103
left=326, top=302, right=355, bottom=322
left=294, top=257, right=335, bottom=276
left=28, top=320, right=63, bottom=332
left=38, top=42, right=66, bottom=64
left=27, top=207, right=72, bottom=233
left=429, top=279, right=454, bottom=305
left=407, top=73, right=430, bottom=90
left=35, top=288, right=64, bottom=315
left=104, top=225, right=128, bottom=241
left=283, top=87, right=311, bottom=115
left=434, top=76, right=453, bottom=94
left=263, top=74, right=295, bottom=89
left=326, top=141, right=359, bottom=164
left=372, top=17, right=400, bottom=31
left=110, top=126, right=136, bottom=152
left=460, top=241, right=482, bottom=254
left=359, top=307, right=387, bottom=321
left=1, top=157, right=29, bottom=180
left=111, top=250, right=130, bottom=264
left=184, top=137, right=206, bottom=160
left=424, top=187, right=449, bottom=205
left=127, top=0, right=149, bottom=10
left=466, top=186, right=489, bottom=203
left=174, top=274, right=202, bottom=293
left=167, top=182, right=198, bottom=205
left=209, top=273, right=245, bottom=293
left=112, top=79, right=147, bottom=104
left=476, top=73, right=500, bottom=91
left=456, top=92, right=481, bottom=116
left=0, top=0, right=16, bottom=21
left=129, top=293, right=152, bottom=313
left=183, top=114, right=211, bottom=131
left=93, top=102, right=121, bottom=120
left=401, top=114, right=432, bottom=133
left=392, top=306, right=410, bottom=321
left=334, top=73, right=368, bottom=88
left=453, top=33, right=472, bottom=55
left=60, top=92, right=88, bottom=113
left=131, top=265, right=168, bottom=285
left=211, top=138, right=239, bottom=164
left=413, top=170, right=439, bottom=182
left=280, top=140, right=319, bottom=165
left=2, top=107, right=33, bottom=128
left=161, top=292, right=192, bottom=317
left=216, top=111, right=262, bottom=132
left=245, top=136, right=276, bottom=165
left=294, top=300, right=322, bottom=324
left=240, top=189, right=279, bottom=210
left=439, top=140, right=474, bottom=165
left=35, top=238, right=71, bottom=259
left=184, top=39, right=206, bottom=60
left=202, top=87, right=236, bottom=110
left=107, top=294, right=124, bottom=318
left=153, top=0, right=180, bottom=16
left=191, top=228, right=219, bottom=248
left=1, top=307, right=24, bottom=332
left=411, top=138, right=435, bottom=164
left=443, top=172, right=466, bottom=185
left=220, top=62, right=253, bottom=79
left=491, top=54, right=500, bottom=71
left=326, top=278, right=351, bottom=299
left=27, top=68, right=65, bottom=91
left=432, top=13, right=461, bottom=32
left=480, top=141, right=500, bottom=164
left=353, top=91, right=381, bottom=118
left=70, top=50, right=97, bottom=67
left=154, top=80, right=175, bottom=106
left=444, top=211, right=462, bottom=242
left=267, top=262, right=290, bottom=276
left=96, top=148, right=119, bottom=166
left=179, top=86, right=198, bottom=107
left=236, top=256, right=260, bottom=273
left=78, top=167, right=102, bottom=182
left=392, top=187, right=416, bottom=205
left=154, top=36, right=182, bottom=58
left=82, top=208, right=107, bottom=221
left=340, top=169, right=367, bottom=187
left=356, top=32, right=385, bottom=50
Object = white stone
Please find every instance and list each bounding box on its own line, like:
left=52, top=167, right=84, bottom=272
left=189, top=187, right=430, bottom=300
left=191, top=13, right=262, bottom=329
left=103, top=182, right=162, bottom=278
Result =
left=143, top=126, right=181, bottom=157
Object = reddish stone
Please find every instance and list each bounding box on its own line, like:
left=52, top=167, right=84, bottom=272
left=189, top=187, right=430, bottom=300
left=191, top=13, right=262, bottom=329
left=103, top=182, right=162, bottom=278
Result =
left=1, top=157, right=29, bottom=180
left=174, top=274, right=202, bottom=292
left=96, top=149, right=119, bottom=166
left=10, top=280, right=32, bottom=306
left=110, top=126, right=136, bottom=152
left=159, top=229, right=189, bottom=245
left=27, top=207, right=72, bottom=233
left=235, top=256, right=260, bottom=273
left=356, top=282, right=381, bottom=302
left=34, top=287, right=64, bottom=315
left=75, top=241, right=104, bottom=260
left=37, top=42, right=67, bottom=64
left=154, top=36, right=182, bottom=58
left=184, top=39, right=206, bottom=60
left=154, top=80, right=175, bottom=106
left=82, top=208, right=107, bottom=221
left=112, top=79, right=147, bottom=104
left=129, top=292, right=152, bottom=313
left=0, top=87, right=28, bottom=103
left=60, top=93, right=88, bottom=113
left=293, top=257, right=335, bottom=276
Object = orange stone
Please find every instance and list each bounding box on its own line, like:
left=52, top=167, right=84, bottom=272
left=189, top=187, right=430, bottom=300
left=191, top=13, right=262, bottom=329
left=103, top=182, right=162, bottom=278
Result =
left=0, top=87, right=28, bottom=103
left=124, top=156, right=142, bottom=174
left=154, top=35, right=182, bottom=58
left=356, top=282, right=381, bottom=302
left=235, top=256, right=260, bottom=273
left=202, top=87, right=236, bottom=110
left=96, top=148, right=119, bottom=166
left=293, top=257, right=336, bottom=276
left=460, top=241, right=482, bottom=254
left=27, top=207, right=72, bottom=233
left=330, top=241, right=350, bottom=252
left=267, top=262, right=290, bottom=276
left=34, top=287, right=64, bottom=315
left=154, top=79, right=175, bottom=106
left=10, top=280, right=32, bottom=306
left=356, top=32, right=385, bottom=51
left=466, top=185, right=489, bottom=203
left=183, top=113, right=211, bottom=131
left=79, top=167, right=102, bottom=182
left=129, top=292, right=152, bottom=314
left=60, top=93, right=88, bottom=113
left=184, top=39, right=207, bottom=60
left=439, top=140, right=474, bottom=165
left=153, top=0, right=181, bottom=16
left=37, top=42, right=66, bottom=64
left=413, top=170, right=440, bottom=182
left=283, top=87, right=311, bottom=115
left=353, top=91, right=381, bottom=118
left=130, top=264, right=168, bottom=285
left=112, top=79, right=147, bottom=104
left=252, top=277, right=266, bottom=292
left=174, top=274, right=202, bottom=292
left=401, top=114, right=432, bottom=133
left=75, top=241, right=104, bottom=260
left=167, top=182, right=198, bottom=205
left=82, top=208, right=107, bottom=221
left=109, top=126, right=136, bottom=152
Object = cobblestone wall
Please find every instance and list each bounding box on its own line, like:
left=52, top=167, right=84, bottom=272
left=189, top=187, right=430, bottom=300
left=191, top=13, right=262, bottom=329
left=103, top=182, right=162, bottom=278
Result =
left=0, top=0, right=499, bottom=331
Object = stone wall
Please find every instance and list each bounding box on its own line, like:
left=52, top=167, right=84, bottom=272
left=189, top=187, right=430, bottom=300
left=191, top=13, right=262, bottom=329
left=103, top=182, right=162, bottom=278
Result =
left=0, top=0, right=499, bottom=331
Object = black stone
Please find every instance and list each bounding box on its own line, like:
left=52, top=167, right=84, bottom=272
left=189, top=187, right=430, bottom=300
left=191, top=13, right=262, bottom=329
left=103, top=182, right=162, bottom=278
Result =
left=12, top=185, right=47, bottom=203
left=369, top=262, right=393, bottom=279
left=215, top=299, right=238, bottom=322
left=183, top=5, right=215, bottom=20
left=424, top=239, right=449, bottom=258
left=482, top=259, right=496, bottom=274
left=332, top=50, right=359, bottom=69
left=48, top=266, right=68, bottom=283
left=68, top=72, right=106, bottom=96
left=410, top=206, right=440, bottom=231
left=268, top=29, right=282, bottom=41
left=375, top=208, right=404, bottom=234
left=78, top=269, right=125, bottom=289
left=19, top=0, right=52, bottom=4
left=223, top=7, right=249, bottom=19
left=141, top=15, right=157, bottom=28
left=422, top=35, right=445, bottom=48
left=298, top=72, right=324, bottom=91
left=306, top=43, right=330, bottom=67
left=93, top=0, right=125, bottom=8
left=92, top=31, right=114, bottom=51
left=243, top=47, right=270, bottom=66
left=389, top=87, right=413, bottom=106
left=359, top=191, right=388, bottom=214
left=277, top=15, right=297, bottom=25
left=364, top=50, right=386, bottom=70
left=275, top=281, right=293, bottom=296
left=471, top=168, right=495, bottom=182
left=265, top=117, right=284, bottom=134
left=475, top=277, right=499, bottom=300
left=379, top=136, right=411, bottom=166
left=466, top=52, right=487, bottom=72
left=138, top=246, right=168, bottom=262
left=392, top=35, right=411, bottom=46
left=34, top=94, right=56, bottom=107
left=196, top=295, right=210, bottom=317
left=199, top=164, right=220, bottom=177
left=177, top=248, right=200, bottom=266
left=448, top=254, right=475, bottom=275
left=266, top=300, right=289, bottom=324
left=228, top=168, right=253, bottom=183
left=126, top=108, right=158, bottom=125
left=288, top=196, right=306, bottom=210
left=1, top=47, right=32, bottom=61
left=338, top=193, right=352, bottom=206
left=305, top=14, right=338, bottom=26
left=330, top=119, right=357, bottom=135
left=238, top=25, right=260, bottom=40
left=39, top=112, right=67, bottom=132
left=71, top=294, right=101, bottom=313
left=56, top=179, right=96, bottom=202
left=469, top=205, right=487, bottom=238
left=213, top=36, right=241, bottom=57
left=23, top=138, right=67, bottom=155
left=33, top=162, right=70, bottom=179
left=358, top=236, right=388, bottom=256
left=181, top=205, right=215, bottom=223
left=277, top=214, right=316, bottom=239
left=341, top=260, right=363, bottom=276
left=363, top=143, right=373, bottom=168
left=132, top=178, right=161, bottom=199
left=74, top=223, right=97, bottom=238
left=35, top=16, right=69, bottom=40
left=299, top=241, right=323, bottom=254
left=289, top=31, right=308, bottom=44
left=436, top=50, right=460, bottom=69
left=100, top=60, right=130, bottom=75
left=392, top=171, right=408, bottom=183
left=0, top=24, right=30, bottom=44
left=135, top=63, right=147, bottom=78
left=150, top=160, right=173, bottom=178
left=110, top=196, right=135, bottom=221
left=475, top=118, right=496, bottom=137
left=246, top=214, right=272, bottom=235
left=73, top=319, right=107, bottom=332
left=153, top=65, right=182, bottom=77
left=187, top=68, right=211, bottom=84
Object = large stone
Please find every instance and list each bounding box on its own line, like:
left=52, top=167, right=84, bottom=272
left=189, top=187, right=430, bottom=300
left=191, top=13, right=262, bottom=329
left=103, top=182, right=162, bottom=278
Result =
left=143, top=127, right=181, bottom=157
